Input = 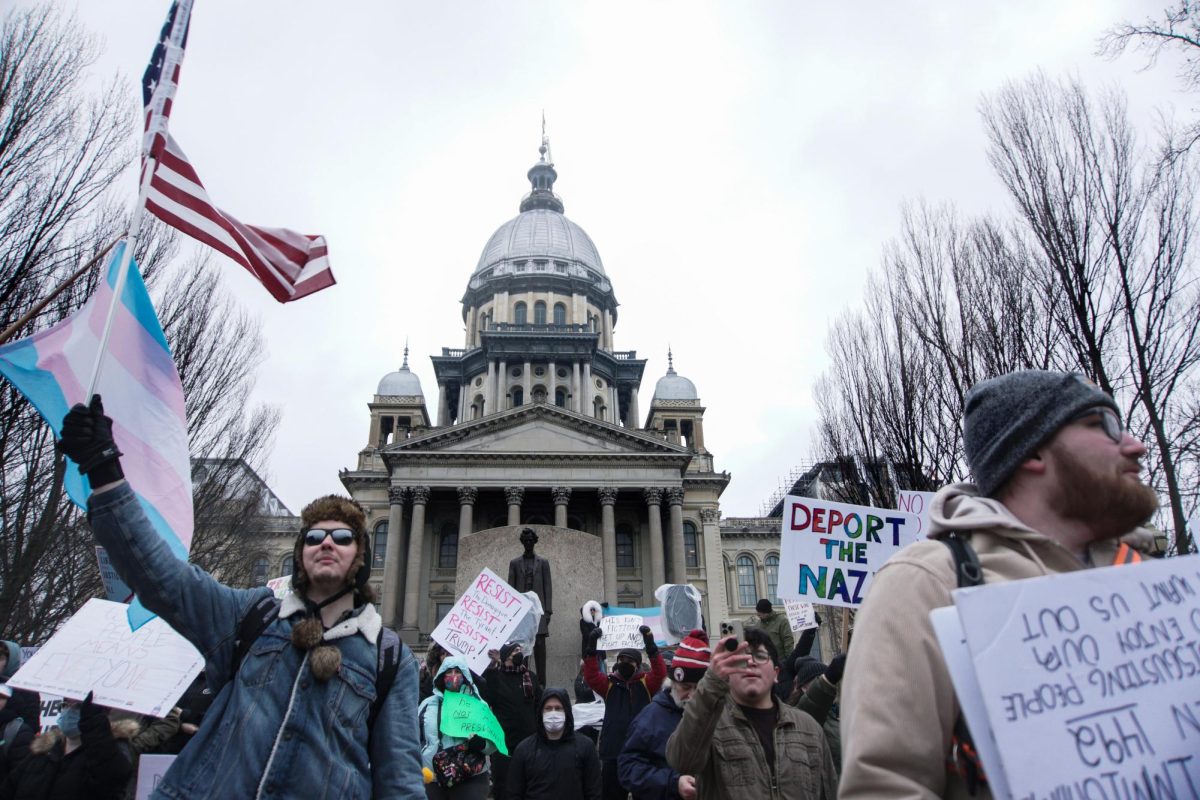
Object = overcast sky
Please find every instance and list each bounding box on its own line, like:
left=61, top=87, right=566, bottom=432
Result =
left=48, top=1, right=1190, bottom=516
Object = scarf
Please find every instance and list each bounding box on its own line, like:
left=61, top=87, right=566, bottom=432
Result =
left=500, top=663, right=535, bottom=699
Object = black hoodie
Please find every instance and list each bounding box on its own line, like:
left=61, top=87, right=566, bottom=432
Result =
left=507, top=688, right=601, bottom=800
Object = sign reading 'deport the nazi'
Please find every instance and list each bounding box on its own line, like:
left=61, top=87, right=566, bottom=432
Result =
left=777, top=495, right=922, bottom=609
left=432, top=568, right=533, bottom=675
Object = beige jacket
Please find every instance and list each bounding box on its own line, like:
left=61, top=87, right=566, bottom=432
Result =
left=838, top=483, right=1153, bottom=800
left=666, top=669, right=837, bottom=799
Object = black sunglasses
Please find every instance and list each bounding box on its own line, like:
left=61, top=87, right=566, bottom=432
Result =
left=1070, top=407, right=1123, bottom=444
left=304, top=528, right=356, bottom=547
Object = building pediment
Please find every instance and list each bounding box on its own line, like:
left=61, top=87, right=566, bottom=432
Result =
left=380, top=403, right=689, bottom=462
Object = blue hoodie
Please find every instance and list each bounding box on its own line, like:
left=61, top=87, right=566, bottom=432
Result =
left=416, top=656, right=497, bottom=770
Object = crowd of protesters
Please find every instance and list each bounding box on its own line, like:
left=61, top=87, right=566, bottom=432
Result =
left=0, top=366, right=1162, bottom=799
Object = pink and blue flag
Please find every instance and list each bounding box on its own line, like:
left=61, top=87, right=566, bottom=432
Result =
left=0, top=242, right=192, bottom=627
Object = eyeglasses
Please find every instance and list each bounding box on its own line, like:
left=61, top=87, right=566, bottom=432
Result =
left=747, top=649, right=772, bottom=664
left=303, top=528, right=355, bottom=547
left=1070, top=407, right=1123, bottom=444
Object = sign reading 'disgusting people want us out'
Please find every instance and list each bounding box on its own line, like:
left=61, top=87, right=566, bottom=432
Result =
left=776, top=495, right=922, bottom=609
left=953, top=554, right=1200, bottom=799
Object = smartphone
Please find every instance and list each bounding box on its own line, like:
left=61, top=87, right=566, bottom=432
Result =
left=718, top=620, right=744, bottom=640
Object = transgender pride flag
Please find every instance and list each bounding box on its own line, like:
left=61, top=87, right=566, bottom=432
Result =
left=0, top=242, right=191, bottom=628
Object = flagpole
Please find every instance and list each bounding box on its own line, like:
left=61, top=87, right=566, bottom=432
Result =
left=0, top=237, right=121, bottom=346
left=84, top=156, right=158, bottom=400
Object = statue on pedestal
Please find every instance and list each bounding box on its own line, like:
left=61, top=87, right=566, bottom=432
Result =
left=508, top=527, right=552, bottom=684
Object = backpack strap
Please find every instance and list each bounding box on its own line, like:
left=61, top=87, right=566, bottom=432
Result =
left=367, top=629, right=403, bottom=744
left=232, top=594, right=282, bottom=677
left=940, top=532, right=986, bottom=794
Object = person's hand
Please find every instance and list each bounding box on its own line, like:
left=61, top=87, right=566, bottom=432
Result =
left=79, top=691, right=102, bottom=722
left=60, top=395, right=124, bottom=485
left=487, top=649, right=501, bottom=666
left=678, top=775, right=698, bottom=799
left=181, top=723, right=199, bottom=735
left=584, top=626, right=603, bottom=655
left=825, top=653, right=847, bottom=685
left=466, top=734, right=486, bottom=753
left=709, top=636, right=750, bottom=681
left=639, top=625, right=658, bottom=656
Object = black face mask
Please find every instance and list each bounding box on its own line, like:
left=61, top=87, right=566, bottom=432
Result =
left=614, top=662, right=635, bottom=680
left=510, top=652, right=524, bottom=668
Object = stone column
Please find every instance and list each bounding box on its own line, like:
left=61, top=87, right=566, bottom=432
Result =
left=610, top=386, right=619, bottom=423
left=381, top=487, right=407, bottom=627
left=505, top=486, right=525, bottom=526
left=552, top=486, right=571, bottom=528
left=629, top=387, right=640, bottom=428
left=572, top=362, right=582, bottom=413
left=643, top=488, right=666, bottom=590
left=457, top=486, right=477, bottom=539
left=498, top=359, right=508, bottom=409
left=582, top=362, right=593, bottom=415
left=437, top=385, right=449, bottom=426
left=598, top=487, right=619, bottom=604
left=401, top=486, right=430, bottom=633
left=486, top=360, right=497, bottom=415
left=523, top=359, right=532, bottom=404
left=700, top=507, right=726, bottom=627
left=666, top=487, right=686, bottom=584
left=547, top=360, right=556, bottom=405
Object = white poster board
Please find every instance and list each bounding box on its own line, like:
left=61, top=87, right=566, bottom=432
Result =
left=784, top=600, right=819, bottom=633
left=7, top=598, right=203, bottom=717
left=777, top=495, right=922, bottom=609
left=896, top=489, right=938, bottom=537
left=95, top=547, right=134, bottom=604
left=431, top=568, right=533, bottom=675
left=37, top=695, right=62, bottom=734
left=135, top=754, right=176, bottom=800
left=953, top=554, right=1200, bottom=798
left=597, top=614, right=645, bottom=651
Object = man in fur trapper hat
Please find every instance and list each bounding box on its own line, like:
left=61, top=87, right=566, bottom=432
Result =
left=60, top=397, right=425, bottom=799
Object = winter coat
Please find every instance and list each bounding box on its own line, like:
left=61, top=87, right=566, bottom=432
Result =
left=110, top=711, right=181, bottom=800
left=616, top=689, right=683, bottom=800
left=0, top=643, right=40, bottom=732
left=86, top=482, right=424, bottom=800
left=665, top=669, right=837, bottom=800
left=0, top=705, right=131, bottom=800
left=507, top=688, right=600, bottom=800
left=786, top=677, right=841, bottom=774
left=582, top=653, right=666, bottom=760
left=478, top=665, right=538, bottom=753
left=0, top=709, right=34, bottom=782
left=839, top=483, right=1155, bottom=800
left=747, top=612, right=793, bottom=665
left=416, top=656, right=497, bottom=771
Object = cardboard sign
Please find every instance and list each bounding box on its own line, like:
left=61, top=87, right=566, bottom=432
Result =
left=135, top=754, right=176, bottom=800
left=896, top=489, right=938, bottom=537
left=784, top=600, right=819, bottom=633
left=777, top=495, right=922, bottom=609
left=439, top=690, right=509, bottom=755
left=953, top=554, right=1200, bottom=798
left=7, top=598, right=203, bottom=717
left=597, top=614, right=646, bottom=651
left=431, top=568, right=533, bottom=675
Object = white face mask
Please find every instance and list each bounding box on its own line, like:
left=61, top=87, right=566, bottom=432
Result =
left=543, top=710, right=567, bottom=733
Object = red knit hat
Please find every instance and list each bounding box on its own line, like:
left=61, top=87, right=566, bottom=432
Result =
left=671, top=629, right=711, bottom=684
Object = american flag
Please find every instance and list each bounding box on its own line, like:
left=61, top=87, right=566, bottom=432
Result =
left=141, top=0, right=335, bottom=303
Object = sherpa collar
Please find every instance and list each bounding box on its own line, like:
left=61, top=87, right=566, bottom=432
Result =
left=279, top=592, right=382, bottom=646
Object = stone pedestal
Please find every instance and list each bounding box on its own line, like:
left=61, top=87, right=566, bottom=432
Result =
left=457, top=524, right=602, bottom=688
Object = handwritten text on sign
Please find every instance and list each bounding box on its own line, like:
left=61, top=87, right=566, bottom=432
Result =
left=784, top=600, right=819, bottom=633
left=598, top=614, right=646, bottom=651
left=954, top=554, right=1200, bottom=798
left=7, top=598, right=202, bottom=717
left=431, top=568, right=532, bottom=675
left=777, top=495, right=921, bottom=609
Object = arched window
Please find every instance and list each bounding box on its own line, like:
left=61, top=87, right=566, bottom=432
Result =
left=511, top=388, right=524, bottom=407
left=593, top=397, right=605, bottom=418
left=439, top=527, right=458, bottom=569
left=765, top=554, right=780, bottom=604
left=251, top=555, right=269, bottom=587
left=279, top=555, right=293, bottom=576
left=736, top=555, right=757, bottom=608
left=616, top=523, right=635, bottom=568
left=372, top=521, right=388, bottom=569
left=683, top=522, right=699, bottom=568
left=555, top=388, right=567, bottom=407
left=534, top=301, right=547, bottom=324
left=513, top=302, right=527, bottom=325
left=553, top=303, right=567, bottom=325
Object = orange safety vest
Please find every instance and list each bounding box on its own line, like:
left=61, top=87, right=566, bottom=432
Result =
left=1113, top=542, right=1143, bottom=565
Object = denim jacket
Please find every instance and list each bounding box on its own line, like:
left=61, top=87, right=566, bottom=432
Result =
left=86, top=483, right=425, bottom=799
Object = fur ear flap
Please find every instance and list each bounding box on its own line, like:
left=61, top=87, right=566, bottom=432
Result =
left=291, top=616, right=324, bottom=651
left=309, top=645, right=342, bottom=681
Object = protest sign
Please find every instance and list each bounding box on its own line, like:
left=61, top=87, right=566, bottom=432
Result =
left=777, top=495, right=922, bottom=609
left=265, top=575, right=292, bottom=600
left=896, top=489, right=937, bottom=537
left=784, top=600, right=819, bottom=633
left=135, top=754, right=176, bottom=800
left=37, top=695, right=62, bottom=734
left=431, top=568, right=532, bottom=675
left=953, top=554, right=1200, bottom=798
left=597, top=614, right=646, bottom=651
left=930, top=607, right=1012, bottom=800
left=8, top=598, right=202, bottom=717
left=96, top=547, right=134, bottom=604
left=439, top=690, right=509, bottom=755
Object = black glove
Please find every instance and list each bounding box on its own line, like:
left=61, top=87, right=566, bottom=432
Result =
left=825, top=653, right=847, bottom=685
left=584, top=626, right=603, bottom=656
left=639, top=625, right=658, bottom=657
left=466, top=734, right=486, bottom=753
left=60, top=395, right=124, bottom=486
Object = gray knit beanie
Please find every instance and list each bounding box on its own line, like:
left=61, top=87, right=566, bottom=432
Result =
left=963, top=370, right=1118, bottom=497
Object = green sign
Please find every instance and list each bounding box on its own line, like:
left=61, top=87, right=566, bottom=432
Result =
left=439, top=691, right=509, bottom=755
